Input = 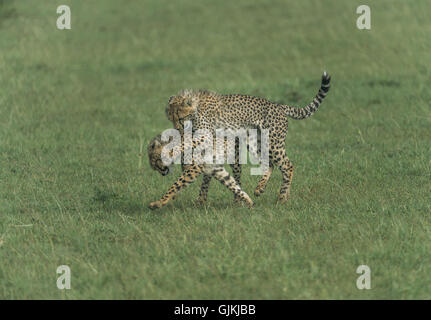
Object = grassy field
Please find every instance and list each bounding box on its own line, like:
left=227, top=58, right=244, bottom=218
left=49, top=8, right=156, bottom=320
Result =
left=0, top=0, right=430, bottom=299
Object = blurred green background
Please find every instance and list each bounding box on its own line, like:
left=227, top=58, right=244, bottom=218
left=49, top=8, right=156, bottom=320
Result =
left=0, top=0, right=430, bottom=299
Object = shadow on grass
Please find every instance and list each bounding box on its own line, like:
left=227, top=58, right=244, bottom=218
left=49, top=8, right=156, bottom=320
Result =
left=91, top=187, right=144, bottom=216
left=150, top=199, right=257, bottom=214
left=91, top=185, right=258, bottom=216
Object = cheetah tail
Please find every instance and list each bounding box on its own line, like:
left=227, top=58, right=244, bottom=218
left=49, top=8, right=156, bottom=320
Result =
left=285, top=71, right=331, bottom=120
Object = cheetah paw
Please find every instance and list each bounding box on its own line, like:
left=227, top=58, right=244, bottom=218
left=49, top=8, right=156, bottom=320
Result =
left=148, top=201, right=163, bottom=210
left=254, top=188, right=264, bottom=197
left=276, top=197, right=289, bottom=205
left=193, top=198, right=207, bottom=207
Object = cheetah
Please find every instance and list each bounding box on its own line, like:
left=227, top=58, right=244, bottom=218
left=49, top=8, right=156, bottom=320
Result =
left=148, top=131, right=261, bottom=206
left=147, top=134, right=255, bottom=209
left=149, top=72, right=330, bottom=209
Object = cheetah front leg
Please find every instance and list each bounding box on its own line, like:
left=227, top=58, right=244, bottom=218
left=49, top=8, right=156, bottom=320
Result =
left=206, top=166, right=254, bottom=208
left=149, top=164, right=203, bottom=209
left=230, top=137, right=244, bottom=203
left=193, top=165, right=252, bottom=208
left=194, top=174, right=212, bottom=206
left=196, top=140, right=243, bottom=206
left=230, top=163, right=242, bottom=203
left=194, top=165, right=244, bottom=207
left=246, top=131, right=274, bottom=197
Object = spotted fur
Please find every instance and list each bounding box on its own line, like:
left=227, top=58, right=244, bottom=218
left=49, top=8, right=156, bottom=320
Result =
left=158, top=72, right=331, bottom=206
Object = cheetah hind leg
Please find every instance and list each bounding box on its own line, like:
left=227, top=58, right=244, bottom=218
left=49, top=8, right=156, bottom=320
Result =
left=254, top=162, right=274, bottom=197
left=274, top=153, right=294, bottom=204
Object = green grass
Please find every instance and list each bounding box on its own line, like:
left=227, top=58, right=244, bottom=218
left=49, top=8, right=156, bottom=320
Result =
left=0, top=0, right=430, bottom=299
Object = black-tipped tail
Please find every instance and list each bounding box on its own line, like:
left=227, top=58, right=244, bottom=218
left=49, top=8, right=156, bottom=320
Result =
left=286, top=72, right=331, bottom=120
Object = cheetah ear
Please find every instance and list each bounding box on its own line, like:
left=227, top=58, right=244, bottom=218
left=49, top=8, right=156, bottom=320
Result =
left=153, top=138, right=161, bottom=148
left=168, top=96, right=175, bottom=104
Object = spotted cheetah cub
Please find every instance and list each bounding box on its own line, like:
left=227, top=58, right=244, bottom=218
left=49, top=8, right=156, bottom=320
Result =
left=147, top=134, right=254, bottom=209
left=148, top=130, right=263, bottom=207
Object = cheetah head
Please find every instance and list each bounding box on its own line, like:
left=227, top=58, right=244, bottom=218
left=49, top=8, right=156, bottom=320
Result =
left=165, top=91, right=198, bottom=131
left=147, top=134, right=171, bottom=176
